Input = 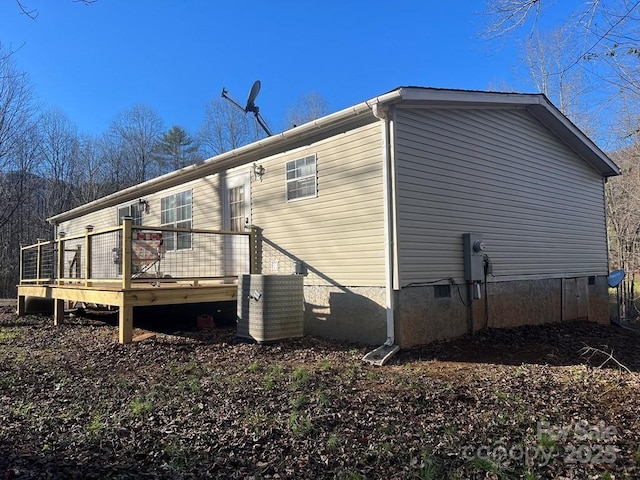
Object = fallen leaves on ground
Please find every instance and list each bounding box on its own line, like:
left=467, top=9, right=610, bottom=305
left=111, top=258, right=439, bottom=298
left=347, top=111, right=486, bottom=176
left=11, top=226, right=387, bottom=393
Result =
left=1, top=306, right=639, bottom=479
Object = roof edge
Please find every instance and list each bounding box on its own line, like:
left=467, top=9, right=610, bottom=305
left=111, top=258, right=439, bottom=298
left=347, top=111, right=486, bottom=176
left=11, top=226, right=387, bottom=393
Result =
left=526, top=97, right=620, bottom=177
left=397, top=87, right=620, bottom=177
left=48, top=86, right=620, bottom=224
left=48, top=89, right=404, bottom=224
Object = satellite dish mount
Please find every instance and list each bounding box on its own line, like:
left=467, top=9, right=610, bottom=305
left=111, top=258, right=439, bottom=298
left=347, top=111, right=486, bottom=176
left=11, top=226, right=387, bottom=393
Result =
left=221, top=80, right=273, bottom=136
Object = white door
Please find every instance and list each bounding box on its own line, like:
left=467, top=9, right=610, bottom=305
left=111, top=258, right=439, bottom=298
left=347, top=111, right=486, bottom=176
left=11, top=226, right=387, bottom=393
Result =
left=223, top=173, right=251, bottom=276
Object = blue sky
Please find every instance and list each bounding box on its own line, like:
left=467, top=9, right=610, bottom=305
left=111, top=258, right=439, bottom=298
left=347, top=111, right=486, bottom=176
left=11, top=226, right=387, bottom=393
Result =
left=0, top=0, right=567, bottom=137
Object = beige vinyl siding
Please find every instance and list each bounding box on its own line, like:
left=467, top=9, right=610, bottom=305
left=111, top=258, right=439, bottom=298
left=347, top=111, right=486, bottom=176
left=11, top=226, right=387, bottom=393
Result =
left=56, top=174, right=226, bottom=279
left=57, top=208, right=114, bottom=237
left=394, top=107, right=608, bottom=285
left=58, top=175, right=222, bottom=235
left=252, top=122, right=385, bottom=286
left=140, top=174, right=223, bottom=231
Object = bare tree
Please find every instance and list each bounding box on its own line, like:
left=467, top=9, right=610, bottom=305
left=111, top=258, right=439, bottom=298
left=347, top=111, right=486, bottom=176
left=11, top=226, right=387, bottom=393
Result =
left=36, top=109, right=81, bottom=218
left=484, top=1, right=640, bottom=97
left=523, top=27, right=598, bottom=136
left=607, top=142, right=640, bottom=271
left=100, top=131, right=130, bottom=191
left=484, top=0, right=543, bottom=38
left=0, top=46, right=39, bottom=296
left=108, top=104, right=165, bottom=184
left=283, top=91, right=330, bottom=129
left=0, top=46, right=37, bottom=172
left=198, top=98, right=253, bottom=158
left=606, top=136, right=640, bottom=317
left=73, top=134, right=110, bottom=205
left=0, top=127, right=38, bottom=231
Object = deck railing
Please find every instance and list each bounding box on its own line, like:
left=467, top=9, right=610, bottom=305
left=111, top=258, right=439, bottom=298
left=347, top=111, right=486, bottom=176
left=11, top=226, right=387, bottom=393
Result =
left=19, top=217, right=256, bottom=288
left=19, top=239, right=57, bottom=284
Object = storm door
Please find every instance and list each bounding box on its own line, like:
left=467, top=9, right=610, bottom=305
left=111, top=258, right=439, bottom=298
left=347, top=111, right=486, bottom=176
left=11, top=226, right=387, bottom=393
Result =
left=223, top=173, right=251, bottom=276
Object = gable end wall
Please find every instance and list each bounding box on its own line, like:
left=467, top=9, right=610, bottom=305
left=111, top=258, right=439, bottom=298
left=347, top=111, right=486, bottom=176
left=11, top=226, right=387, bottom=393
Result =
left=393, top=107, right=609, bottom=286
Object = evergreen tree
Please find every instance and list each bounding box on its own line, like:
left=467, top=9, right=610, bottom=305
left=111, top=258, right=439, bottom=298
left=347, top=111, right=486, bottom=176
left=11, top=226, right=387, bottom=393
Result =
left=156, top=125, right=199, bottom=172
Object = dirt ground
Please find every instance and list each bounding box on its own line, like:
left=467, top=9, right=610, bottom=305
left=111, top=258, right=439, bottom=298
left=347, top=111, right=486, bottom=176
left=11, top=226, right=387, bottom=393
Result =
left=1, top=306, right=639, bottom=479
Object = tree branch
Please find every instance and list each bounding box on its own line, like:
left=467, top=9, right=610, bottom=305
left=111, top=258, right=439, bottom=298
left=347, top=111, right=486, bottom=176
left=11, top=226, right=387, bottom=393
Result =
left=580, top=345, right=631, bottom=373
left=16, top=0, right=37, bottom=19
left=16, top=0, right=98, bottom=20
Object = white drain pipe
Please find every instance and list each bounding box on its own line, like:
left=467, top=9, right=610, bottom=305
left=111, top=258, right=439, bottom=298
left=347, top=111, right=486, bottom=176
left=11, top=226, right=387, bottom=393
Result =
left=372, top=104, right=396, bottom=347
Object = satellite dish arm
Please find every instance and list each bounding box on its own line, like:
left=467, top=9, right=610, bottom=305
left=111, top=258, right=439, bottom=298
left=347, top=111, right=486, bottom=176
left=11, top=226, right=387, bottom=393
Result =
left=221, top=82, right=272, bottom=136
left=221, top=87, right=245, bottom=112
left=254, top=112, right=272, bottom=137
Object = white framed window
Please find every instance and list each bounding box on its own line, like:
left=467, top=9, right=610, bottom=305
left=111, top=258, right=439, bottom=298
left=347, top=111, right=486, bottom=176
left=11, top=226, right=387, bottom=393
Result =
left=229, top=185, right=246, bottom=232
left=161, top=190, right=192, bottom=250
left=286, top=154, right=317, bottom=201
left=117, top=203, right=143, bottom=225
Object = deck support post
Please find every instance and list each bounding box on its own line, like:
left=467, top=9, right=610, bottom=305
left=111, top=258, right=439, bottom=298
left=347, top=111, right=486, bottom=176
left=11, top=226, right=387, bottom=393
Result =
left=17, top=295, right=25, bottom=316
left=119, top=304, right=133, bottom=344
left=249, top=227, right=258, bottom=274
left=84, top=225, right=93, bottom=287
left=57, top=235, right=65, bottom=285
left=122, top=218, right=132, bottom=290
left=19, top=246, right=24, bottom=286
left=53, top=298, right=64, bottom=326
left=120, top=218, right=133, bottom=344
left=36, top=240, right=42, bottom=285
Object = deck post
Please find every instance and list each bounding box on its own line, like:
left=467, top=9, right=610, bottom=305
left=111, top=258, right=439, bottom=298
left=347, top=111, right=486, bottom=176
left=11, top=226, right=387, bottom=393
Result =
left=73, top=245, right=81, bottom=278
left=53, top=299, right=64, bottom=326
left=36, top=240, right=43, bottom=285
left=57, top=234, right=65, bottom=285
left=19, top=245, right=24, bottom=286
left=17, top=294, right=25, bottom=316
left=84, top=225, right=93, bottom=287
left=249, top=227, right=257, bottom=274
left=119, top=303, right=133, bottom=344
left=120, top=217, right=133, bottom=344
left=122, top=217, right=132, bottom=289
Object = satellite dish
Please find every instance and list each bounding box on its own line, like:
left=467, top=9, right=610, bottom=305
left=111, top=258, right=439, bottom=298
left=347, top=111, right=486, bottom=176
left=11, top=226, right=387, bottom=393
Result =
left=608, top=269, right=625, bottom=288
left=245, top=80, right=261, bottom=113
left=220, top=80, right=272, bottom=137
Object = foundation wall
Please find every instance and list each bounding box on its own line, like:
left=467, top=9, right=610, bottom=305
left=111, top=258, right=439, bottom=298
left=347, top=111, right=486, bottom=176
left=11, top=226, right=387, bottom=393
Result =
left=395, top=285, right=469, bottom=348
left=303, top=285, right=387, bottom=345
left=483, top=279, right=562, bottom=329
left=294, top=276, right=610, bottom=348
left=587, top=275, right=610, bottom=325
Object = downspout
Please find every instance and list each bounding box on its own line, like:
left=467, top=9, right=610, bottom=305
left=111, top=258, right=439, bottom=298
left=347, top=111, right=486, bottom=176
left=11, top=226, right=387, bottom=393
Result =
left=362, top=105, right=400, bottom=366
left=374, top=104, right=395, bottom=345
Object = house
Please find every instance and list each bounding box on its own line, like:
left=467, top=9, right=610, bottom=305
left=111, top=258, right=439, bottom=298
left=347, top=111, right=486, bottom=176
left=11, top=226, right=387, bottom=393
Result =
left=38, top=87, right=620, bottom=349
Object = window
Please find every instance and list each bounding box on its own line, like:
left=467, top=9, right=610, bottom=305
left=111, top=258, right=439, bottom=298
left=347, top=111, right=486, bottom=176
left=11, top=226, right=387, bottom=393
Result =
left=118, top=203, right=143, bottom=225
left=286, top=154, right=317, bottom=201
left=161, top=190, right=192, bottom=250
left=229, top=185, right=245, bottom=232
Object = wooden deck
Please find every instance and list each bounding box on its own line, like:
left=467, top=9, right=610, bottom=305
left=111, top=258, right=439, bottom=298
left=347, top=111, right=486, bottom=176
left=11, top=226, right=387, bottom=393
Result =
left=17, top=218, right=253, bottom=344
left=17, top=281, right=238, bottom=343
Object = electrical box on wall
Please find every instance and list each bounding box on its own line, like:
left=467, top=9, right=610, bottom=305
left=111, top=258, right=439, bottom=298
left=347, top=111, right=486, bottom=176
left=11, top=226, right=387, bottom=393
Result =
left=463, top=233, right=485, bottom=282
